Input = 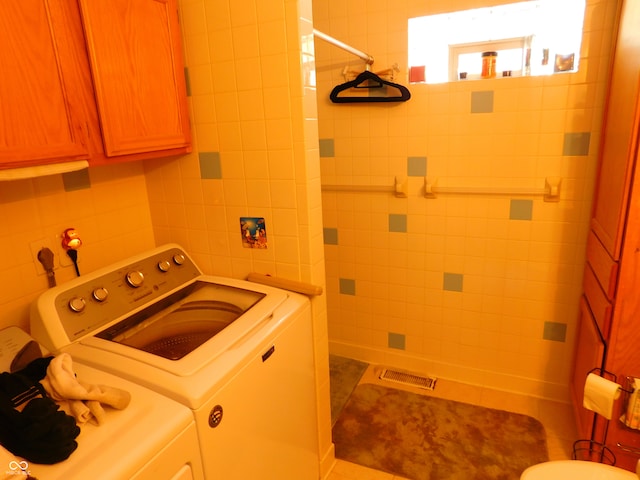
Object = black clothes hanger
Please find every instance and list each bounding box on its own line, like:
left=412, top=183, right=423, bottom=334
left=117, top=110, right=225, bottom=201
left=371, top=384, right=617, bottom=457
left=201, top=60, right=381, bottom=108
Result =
left=330, top=70, right=411, bottom=103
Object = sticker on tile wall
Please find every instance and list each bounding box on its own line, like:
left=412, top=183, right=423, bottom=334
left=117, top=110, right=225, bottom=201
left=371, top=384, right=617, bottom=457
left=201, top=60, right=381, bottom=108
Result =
left=240, top=217, right=267, bottom=249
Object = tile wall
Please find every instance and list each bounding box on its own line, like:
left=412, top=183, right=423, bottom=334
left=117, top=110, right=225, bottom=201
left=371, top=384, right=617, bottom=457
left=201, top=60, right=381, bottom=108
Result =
left=0, top=163, right=156, bottom=332
left=146, top=0, right=334, bottom=475
left=314, top=0, right=619, bottom=402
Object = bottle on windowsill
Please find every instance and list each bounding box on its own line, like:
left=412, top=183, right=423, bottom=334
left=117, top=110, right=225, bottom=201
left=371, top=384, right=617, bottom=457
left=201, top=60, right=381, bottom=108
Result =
left=481, top=51, right=497, bottom=79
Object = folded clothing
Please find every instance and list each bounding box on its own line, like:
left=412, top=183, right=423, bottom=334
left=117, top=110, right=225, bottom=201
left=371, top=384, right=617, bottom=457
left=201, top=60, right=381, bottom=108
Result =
left=0, top=357, right=80, bottom=464
left=40, top=353, right=131, bottom=425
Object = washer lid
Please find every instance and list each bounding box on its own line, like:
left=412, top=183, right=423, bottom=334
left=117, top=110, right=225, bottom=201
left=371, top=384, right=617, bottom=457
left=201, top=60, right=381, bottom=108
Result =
left=20, top=362, right=196, bottom=480
left=0, top=327, right=197, bottom=480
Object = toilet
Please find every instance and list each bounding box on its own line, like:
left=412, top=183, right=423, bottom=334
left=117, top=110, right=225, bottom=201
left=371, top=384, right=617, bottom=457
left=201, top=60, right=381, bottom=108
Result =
left=521, top=460, right=637, bottom=479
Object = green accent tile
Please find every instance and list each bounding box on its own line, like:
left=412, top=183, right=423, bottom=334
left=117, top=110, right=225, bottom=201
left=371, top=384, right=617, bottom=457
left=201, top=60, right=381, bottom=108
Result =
left=443, top=272, right=463, bottom=292
left=388, top=332, right=406, bottom=350
left=471, top=90, right=494, bottom=113
left=184, top=67, right=191, bottom=97
left=339, top=278, right=356, bottom=295
left=563, top=132, right=591, bottom=156
left=323, top=227, right=338, bottom=245
left=389, top=214, right=408, bottom=233
left=319, top=138, right=335, bottom=157
left=407, top=156, right=427, bottom=177
left=199, top=151, right=222, bottom=179
left=62, top=168, right=91, bottom=191
left=510, top=199, right=533, bottom=220
left=543, top=321, right=567, bottom=342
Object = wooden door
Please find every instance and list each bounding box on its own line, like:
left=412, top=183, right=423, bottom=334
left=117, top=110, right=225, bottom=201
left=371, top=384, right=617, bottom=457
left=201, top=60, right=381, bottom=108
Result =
left=78, top=0, right=191, bottom=157
left=0, top=0, right=89, bottom=168
left=604, top=125, right=640, bottom=472
left=591, top=0, right=640, bottom=260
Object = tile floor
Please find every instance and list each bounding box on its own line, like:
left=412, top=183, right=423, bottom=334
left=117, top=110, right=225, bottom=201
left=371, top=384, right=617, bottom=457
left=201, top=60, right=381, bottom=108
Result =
left=326, top=365, right=578, bottom=480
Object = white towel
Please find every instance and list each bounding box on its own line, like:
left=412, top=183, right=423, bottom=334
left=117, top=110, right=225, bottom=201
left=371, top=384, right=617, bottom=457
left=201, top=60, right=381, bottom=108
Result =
left=40, top=353, right=131, bottom=425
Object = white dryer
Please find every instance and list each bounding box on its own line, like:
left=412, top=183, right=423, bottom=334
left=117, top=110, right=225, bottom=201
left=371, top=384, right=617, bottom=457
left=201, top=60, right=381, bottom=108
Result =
left=0, top=326, right=203, bottom=480
left=30, top=244, right=320, bottom=480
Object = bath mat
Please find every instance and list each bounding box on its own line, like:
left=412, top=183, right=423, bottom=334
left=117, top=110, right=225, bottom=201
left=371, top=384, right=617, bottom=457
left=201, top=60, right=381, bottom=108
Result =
left=333, top=383, right=548, bottom=480
left=329, top=355, right=368, bottom=426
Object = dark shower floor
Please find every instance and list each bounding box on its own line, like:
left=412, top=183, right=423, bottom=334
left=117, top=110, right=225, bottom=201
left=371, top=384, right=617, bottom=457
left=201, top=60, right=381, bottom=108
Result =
left=329, top=354, right=368, bottom=425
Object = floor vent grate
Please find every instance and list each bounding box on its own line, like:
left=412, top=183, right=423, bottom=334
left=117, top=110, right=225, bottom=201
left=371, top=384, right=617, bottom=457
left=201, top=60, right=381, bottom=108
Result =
left=379, top=369, right=437, bottom=390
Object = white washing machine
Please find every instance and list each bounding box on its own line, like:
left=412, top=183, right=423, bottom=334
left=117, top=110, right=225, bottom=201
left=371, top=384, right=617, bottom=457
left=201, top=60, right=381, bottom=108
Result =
left=30, top=244, right=320, bottom=480
left=0, top=326, right=203, bottom=480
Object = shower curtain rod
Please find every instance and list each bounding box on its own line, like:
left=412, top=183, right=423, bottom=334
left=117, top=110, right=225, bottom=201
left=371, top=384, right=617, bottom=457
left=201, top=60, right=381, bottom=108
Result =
left=313, top=29, right=374, bottom=65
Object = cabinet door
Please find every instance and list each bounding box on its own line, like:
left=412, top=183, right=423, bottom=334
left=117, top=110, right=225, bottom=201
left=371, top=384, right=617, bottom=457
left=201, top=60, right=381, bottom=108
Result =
left=0, top=1, right=89, bottom=168
left=570, top=297, right=606, bottom=440
left=78, top=0, right=190, bottom=157
left=591, top=0, right=640, bottom=260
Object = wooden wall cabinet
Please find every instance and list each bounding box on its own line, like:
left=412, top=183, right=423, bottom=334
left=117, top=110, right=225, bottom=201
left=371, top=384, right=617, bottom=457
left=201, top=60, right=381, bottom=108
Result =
left=0, top=1, right=90, bottom=168
left=0, top=0, right=190, bottom=171
left=79, top=0, right=191, bottom=159
left=571, top=0, right=640, bottom=471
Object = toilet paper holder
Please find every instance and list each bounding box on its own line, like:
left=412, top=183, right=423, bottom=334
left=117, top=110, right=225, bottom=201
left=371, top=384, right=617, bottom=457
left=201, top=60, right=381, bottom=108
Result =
left=585, top=368, right=638, bottom=429
left=572, top=439, right=616, bottom=465
left=574, top=369, right=637, bottom=465
left=586, top=367, right=634, bottom=395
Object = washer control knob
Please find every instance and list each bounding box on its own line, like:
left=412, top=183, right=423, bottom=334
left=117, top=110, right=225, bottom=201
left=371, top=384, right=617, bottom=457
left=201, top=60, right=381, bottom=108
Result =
left=92, top=287, right=109, bottom=302
left=68, top=296, right=86, bottom=313
left=125, top=270, right=145, bottom=288
left=157, top=260, right=171, bottom=272
left=173, top=253, right=186, bottom=266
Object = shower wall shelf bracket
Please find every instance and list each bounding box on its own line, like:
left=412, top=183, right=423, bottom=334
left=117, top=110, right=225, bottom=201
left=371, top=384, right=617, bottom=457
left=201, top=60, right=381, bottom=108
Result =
left=423, top=176, right=562, bottom=202
left=321, top=176, right=408, bottom=198
left=395, top=177, right=408, bottom=197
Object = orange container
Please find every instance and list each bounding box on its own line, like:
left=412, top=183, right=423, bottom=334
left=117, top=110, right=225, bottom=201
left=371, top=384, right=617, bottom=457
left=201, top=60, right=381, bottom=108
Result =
left=481, top=51, right=497, bottom=78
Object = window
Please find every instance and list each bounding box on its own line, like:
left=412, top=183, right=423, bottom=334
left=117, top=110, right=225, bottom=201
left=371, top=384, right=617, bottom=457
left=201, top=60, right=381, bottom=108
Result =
left=408, top=0, right=586, bottom=84
left=451, top=38, right=526, bottom=81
